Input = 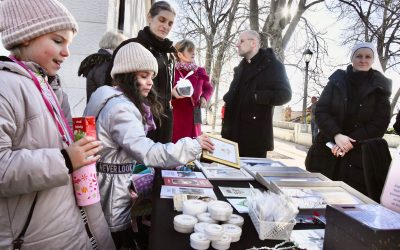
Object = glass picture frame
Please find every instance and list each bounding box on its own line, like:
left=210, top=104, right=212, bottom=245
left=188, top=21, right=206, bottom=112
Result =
left=265, top=181, right=377, bottom=214
left=240, top=157, right=286, bottom=167
left=202, top=134, right=240, bottom=169
left=242, top=165, right=307, bottom=178
left=202, top=166, right=254, bottom=181
left=255, top=172, right=331, bottom=187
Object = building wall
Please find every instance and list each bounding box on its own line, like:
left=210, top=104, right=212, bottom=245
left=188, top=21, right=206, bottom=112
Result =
left=58, top=0, right=150, bottom=117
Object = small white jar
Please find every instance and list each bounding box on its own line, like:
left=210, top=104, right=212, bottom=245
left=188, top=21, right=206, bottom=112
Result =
left=204, top=223, right=224, bottom=241
left=173, top=214, right=198, bottom=233
left=194, top=222, right=210, bottom=234
left=208, top=201, right=233, bottom=221
left=190, top=232, right=211, bottom=250
left=222, top=223, right=242, bottom=242
left=211, top=234, right=232, bottom=250
left=183, top=200, right=208, bottom=216
left=226, top=214, right=244, bottom=227
left=196, top=212, right=218, bottom=224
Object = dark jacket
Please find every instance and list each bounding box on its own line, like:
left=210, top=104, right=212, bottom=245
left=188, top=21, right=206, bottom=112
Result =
left=221, top=48, right=292, bottom=156
left=78, top=49, right=113, bottom=102
left=106, top=27, right=176, bottom=143
left=394, top=112, right=400, bottom=134
left=306, top=65, right=392, bottom=195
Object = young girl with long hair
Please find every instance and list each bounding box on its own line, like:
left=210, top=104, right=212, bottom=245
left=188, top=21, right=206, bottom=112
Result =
left=84, top=42, right=214, bottom=249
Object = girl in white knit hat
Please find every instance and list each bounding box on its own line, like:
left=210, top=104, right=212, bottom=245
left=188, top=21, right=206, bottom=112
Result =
left=84, top=42, right=214, bottom=249
left=0, top=0, right=114, bottom=249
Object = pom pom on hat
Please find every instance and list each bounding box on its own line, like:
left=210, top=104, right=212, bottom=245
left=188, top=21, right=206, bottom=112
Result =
left=111, top=42, right=158, bottom=79
left=0, top=0, right=78, bottom=50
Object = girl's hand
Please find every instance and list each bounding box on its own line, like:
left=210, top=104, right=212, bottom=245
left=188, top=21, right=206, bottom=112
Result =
left=334, top=133, right=355, bottom=153
left=196, top=134, right=215, bottom=153
left=65, top=136, right=102, bottom=170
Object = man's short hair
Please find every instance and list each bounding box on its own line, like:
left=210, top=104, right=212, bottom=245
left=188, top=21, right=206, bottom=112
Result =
left=243, top=30, right=260, bottom=47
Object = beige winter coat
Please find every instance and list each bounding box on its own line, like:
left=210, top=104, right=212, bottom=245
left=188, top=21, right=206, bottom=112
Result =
left=0, top=59, right=106, bottom=250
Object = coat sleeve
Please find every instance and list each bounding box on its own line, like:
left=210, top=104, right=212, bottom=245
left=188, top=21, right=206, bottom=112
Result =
left=107, top=102, right=202, bottom=168
left=348, top=91, right=391, bottom=140
left=198, top=67, right=213, bottom=101
left=254, top=61, right=292, bottom=106
left=0, top=95, right=70, bottom=198
left=315, top=81, right=343, bottom=140
left=86, top=70, right=99, bottom=102
left=394, top=112, right=400, bottom=135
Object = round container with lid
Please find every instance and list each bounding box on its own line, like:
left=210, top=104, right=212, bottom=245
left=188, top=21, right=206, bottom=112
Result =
left=173, top=214, right=198, bottom=233
left=222, top=223, right=242, bottom=242
left=208, top=201, right=233, bottom=221
left=197, top=212, right=218, bottom=224
left=194, top=222, right=210, bottom=234
left=183, top=199, right=207, bottom=216
left=226, top=214, right=244, bottom=227
left=204, top=223, right=224, bottom=240
left=190, top=232, right=210, bottom=250
left=211, top=234, right=232, bottom=250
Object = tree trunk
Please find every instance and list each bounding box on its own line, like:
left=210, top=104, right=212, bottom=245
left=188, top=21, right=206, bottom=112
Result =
left=250, top=0, right=259, bottom=31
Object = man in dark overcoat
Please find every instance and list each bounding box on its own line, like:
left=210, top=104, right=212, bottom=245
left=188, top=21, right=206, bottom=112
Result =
left=221, top=30, right=292, bottom=157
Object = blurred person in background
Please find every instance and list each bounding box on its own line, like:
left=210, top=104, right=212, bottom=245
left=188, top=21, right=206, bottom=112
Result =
left=78, top=30, right=126, bottom=102
left=171, top=39, right=213, bottom=142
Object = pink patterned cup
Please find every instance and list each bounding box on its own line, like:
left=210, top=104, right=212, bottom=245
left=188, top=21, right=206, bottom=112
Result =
left=72, top=162, right=100, bottom=206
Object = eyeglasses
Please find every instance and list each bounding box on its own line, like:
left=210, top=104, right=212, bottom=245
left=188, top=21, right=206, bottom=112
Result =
left=238, top=38, right=254, bottom=44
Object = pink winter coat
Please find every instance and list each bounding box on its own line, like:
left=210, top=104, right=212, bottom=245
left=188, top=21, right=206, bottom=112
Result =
left=172, top=67, right=213, bottom=142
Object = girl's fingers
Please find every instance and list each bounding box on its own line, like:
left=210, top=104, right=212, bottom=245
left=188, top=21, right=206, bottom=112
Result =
left=81, top=140, right=102, bottom=152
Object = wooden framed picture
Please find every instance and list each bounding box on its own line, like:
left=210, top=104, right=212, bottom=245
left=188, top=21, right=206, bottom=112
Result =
left=255, top=172, right=331, bottom=188
left=265, top=180, right=377, bottom=214
left=202, top=134, right=240, bottom=169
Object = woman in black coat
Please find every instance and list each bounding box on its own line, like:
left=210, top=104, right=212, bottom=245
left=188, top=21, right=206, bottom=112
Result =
left=305, top=42, right=392, bottom=196
left=107, top=1, right=176, bottom=143
left=78, top=31, right=126, bottom=102
left=394, top=112, right=400, bottom=134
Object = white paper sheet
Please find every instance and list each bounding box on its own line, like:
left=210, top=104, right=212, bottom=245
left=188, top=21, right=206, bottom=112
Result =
left=290, top=229, right=325, bottom=250
left=161, top=170, right=206, bottom=179
left=226, top=198, right=249, bottom=213
left=160, top=185, right=216, bottom=199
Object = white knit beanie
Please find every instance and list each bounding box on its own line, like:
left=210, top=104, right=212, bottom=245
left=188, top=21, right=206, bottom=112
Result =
left=111, top=42, right=158, bottom=79
left=350, top=42, right=376, bottom=61
left=0, top=0, right=78, bottom=50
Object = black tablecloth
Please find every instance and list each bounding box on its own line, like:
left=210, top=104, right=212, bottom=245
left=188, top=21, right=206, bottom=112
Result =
left=149, top=171, right=323, bottom=250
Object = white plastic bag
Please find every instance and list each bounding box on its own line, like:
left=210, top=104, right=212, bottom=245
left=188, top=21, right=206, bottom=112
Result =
left=175, top=71, right=194, bottom=97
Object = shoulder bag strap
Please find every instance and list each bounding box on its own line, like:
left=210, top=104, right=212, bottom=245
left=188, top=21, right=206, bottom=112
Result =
left=95, top=93, right=124, bottom=122
left=13, top=193, right=38, bottom=250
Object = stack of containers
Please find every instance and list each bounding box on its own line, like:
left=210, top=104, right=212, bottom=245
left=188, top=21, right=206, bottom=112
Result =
left=173, top=199, right=244, bottom=250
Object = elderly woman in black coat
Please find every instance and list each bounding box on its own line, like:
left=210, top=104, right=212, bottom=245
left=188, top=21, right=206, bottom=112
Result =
left=306, top=42, right=392, bottom=196
left=78, top=31, right=126, bottom=102
left=394, top=112, right=400, bottom=135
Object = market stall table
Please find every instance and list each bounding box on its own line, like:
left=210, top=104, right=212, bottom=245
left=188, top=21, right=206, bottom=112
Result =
left=149, top=171, right=323, bottom=250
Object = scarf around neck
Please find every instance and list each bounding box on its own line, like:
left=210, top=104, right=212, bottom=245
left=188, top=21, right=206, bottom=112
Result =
left=175, top=62, right=198, bottom=72
left=137, top=26, right=175, bottom=53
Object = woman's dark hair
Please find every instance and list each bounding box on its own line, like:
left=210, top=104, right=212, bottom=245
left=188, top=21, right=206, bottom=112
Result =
left=112, top=73, right=164, bottom=124
left=174, top=39, right=195, bottom=61
left=148, top=1, right=176, bottom=18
